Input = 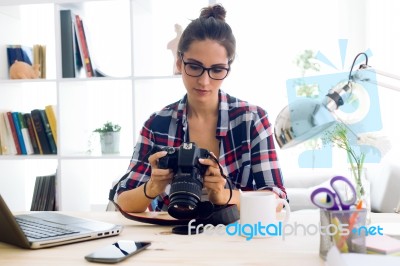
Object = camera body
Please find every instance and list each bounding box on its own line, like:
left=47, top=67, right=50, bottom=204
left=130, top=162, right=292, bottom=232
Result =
left=158, top=143, right=209, bottom=175
left=154, top=142, right=210, bottom=219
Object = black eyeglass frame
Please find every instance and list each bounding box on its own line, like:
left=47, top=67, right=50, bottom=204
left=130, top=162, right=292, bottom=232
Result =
left=179, top=53, right=230, bottom=80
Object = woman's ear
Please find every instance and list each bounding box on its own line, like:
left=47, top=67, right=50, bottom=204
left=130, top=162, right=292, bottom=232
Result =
left=176, top=56, right=182, bottom=74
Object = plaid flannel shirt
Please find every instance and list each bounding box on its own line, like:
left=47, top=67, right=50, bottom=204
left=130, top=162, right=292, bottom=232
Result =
left=116, top=89, right=286, bottom=211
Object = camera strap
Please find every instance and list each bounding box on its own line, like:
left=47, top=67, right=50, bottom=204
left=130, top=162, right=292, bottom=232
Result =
left=208, top=152, right=233, bottom=210
left=110, top=199, right=239, bottom=226
left=108, top=171, right=239, bottom=226
left=108, top=149, right=236, bottom=225
left=108, top=171, right=130, bottom=204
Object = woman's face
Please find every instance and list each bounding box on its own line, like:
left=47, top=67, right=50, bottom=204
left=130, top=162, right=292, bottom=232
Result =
left=177, top=39, right=229, bottom=106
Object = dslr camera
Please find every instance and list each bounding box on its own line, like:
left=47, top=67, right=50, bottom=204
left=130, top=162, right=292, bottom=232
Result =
left=154, top=142, right=210, bottom=219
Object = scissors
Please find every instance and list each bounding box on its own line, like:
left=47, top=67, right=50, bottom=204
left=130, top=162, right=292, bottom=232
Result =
left=310, top=175, right=357, bottom=210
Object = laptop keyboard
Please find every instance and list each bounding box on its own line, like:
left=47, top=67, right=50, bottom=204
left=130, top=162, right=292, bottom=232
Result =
left=16, top=217, right=80, bottom=239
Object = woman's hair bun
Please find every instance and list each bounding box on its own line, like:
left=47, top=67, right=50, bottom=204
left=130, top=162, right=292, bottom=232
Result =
left=200, top=4, right=226, bottom=21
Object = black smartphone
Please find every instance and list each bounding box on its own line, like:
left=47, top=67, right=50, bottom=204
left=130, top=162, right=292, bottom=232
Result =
left=84, top=240, right=151, bottom=263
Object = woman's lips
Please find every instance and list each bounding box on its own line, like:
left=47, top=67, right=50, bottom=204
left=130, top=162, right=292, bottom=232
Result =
left=194, top=88, right=209, bottom=95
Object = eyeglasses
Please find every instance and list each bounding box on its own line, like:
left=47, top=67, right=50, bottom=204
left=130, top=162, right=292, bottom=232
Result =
left=180, top=54, right=230, bottom=80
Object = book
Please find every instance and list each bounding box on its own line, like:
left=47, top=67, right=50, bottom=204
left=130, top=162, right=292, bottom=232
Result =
left=94, top=68, right=108, bottom=77
left=5, top=112, right=22, bottom=154
left=6, top=45, right=36, bottom=79
left=0, top=112, right=16, bottom=155
left=6, top=45, right=33, bottom=67
left=30, top=176, right=42, bottom=211
left=74, top=14, right=94, bottom=77
left=23, top=113, right=40, bottom=154
left=366, top=234, right=400, bottom=255
left=39, top=110, right=57, bottom=154
left=40, top=174, right=50, bottom=211
left=33, top=44, right=46, bottom=79
left=60, top=10, right=82, bottom=78
left=38, top=175, right=49, bottom=211
left=31, top=173, right=57, bottom=211
left=0, top=113, right=5, bottom=155
left=31, top=117, right=43, bottom=154
left=11, top=112, right=27, bottom=155
left=44, top=105, right=57, bottom=146
left=30, top=109, right=52, bottom=154
left=45, top=173, right=56, bottom=211
left=17, top=112, right=34, bottom=155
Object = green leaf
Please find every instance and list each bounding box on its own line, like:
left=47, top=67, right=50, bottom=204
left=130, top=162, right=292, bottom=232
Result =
left=93, top=121, right=121, bottom=133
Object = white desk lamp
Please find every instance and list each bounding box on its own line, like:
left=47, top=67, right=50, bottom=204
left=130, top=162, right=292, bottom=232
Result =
left=274, top=52, right=400, bottom=213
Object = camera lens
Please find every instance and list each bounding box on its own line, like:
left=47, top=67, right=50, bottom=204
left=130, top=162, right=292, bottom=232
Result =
left=168, top=176, right=202, bottom=219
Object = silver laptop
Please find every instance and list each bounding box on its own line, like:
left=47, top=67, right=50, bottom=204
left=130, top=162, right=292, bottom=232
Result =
left=0, top=195, right=123, bottom=249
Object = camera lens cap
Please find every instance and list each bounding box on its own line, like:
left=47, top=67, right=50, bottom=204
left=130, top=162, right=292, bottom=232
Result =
left=172, top=225, right=204, bottom=235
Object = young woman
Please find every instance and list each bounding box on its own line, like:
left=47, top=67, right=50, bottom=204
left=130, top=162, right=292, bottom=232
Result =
left=116, top=4, right=287, bottom=214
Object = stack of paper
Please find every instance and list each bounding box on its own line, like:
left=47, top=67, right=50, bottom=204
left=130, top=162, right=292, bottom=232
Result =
left=326, top=246, right=400, bottom=266
left=366, top=234, right=400, bottom=255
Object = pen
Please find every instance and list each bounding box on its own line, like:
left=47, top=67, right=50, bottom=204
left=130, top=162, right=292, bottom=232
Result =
left=332, top=216, right=349, bottom=252
left=336, top=201, right=363, bottom=251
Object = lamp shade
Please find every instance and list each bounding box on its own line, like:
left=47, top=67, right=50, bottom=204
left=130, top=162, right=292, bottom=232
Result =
left=274, top=98, right=337, bottom=149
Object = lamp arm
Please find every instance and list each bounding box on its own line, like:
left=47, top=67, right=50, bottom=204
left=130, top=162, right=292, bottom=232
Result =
left=353, top=64, right=400, bottom=92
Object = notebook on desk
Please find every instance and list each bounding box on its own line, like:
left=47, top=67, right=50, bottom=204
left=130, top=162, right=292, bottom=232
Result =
left=0, top=195, right=123, bottom=249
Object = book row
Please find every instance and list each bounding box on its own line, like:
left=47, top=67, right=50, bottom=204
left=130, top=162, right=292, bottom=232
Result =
left=6, top=44, right=46, bottom=79
left=31, top=173, right=58, bottom=211
left=60, top=9, right=105, bottom=78
left=0, top=106, right=57, bottom=155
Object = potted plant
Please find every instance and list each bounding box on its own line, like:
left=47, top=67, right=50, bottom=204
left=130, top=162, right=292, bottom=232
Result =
left=322, top=123, right=371, bottom=222
left=94, top=121, right=121, bottom=154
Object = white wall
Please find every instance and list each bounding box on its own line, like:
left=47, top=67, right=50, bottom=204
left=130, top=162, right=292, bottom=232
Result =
left=365, top=0, right=400, bottom=150
left=131, top=0, right=400, bottom=172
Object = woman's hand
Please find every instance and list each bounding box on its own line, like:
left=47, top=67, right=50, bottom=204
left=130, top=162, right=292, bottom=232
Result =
left=117, top=151, right=173, bottom=213
left=199, top=153, right=229, bottom=205
left=146, top=151, right=174, bottom=198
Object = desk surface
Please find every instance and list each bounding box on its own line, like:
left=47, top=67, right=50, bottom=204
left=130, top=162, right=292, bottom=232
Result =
left=1, top=210, right=399, bottom=266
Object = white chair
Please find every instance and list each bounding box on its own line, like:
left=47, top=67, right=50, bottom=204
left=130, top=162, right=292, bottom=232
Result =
left=367, top=161, right=400, bottom=213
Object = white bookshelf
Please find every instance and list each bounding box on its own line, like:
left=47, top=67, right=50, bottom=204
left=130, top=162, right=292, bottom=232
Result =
left=0, top=0, right=213, bottom=211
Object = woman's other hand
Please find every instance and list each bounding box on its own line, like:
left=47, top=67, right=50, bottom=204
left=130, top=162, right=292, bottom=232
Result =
left=146, top=151, right=174, bottom=197
left=199, top=153, right=229, bottom=205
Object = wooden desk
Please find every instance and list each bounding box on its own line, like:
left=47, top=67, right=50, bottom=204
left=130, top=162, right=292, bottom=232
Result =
left=1, top=210, right=399, bottom=266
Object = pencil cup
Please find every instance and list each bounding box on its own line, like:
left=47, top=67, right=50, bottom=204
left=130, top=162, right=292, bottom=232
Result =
left=319, top=208, right=367, bottom=260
